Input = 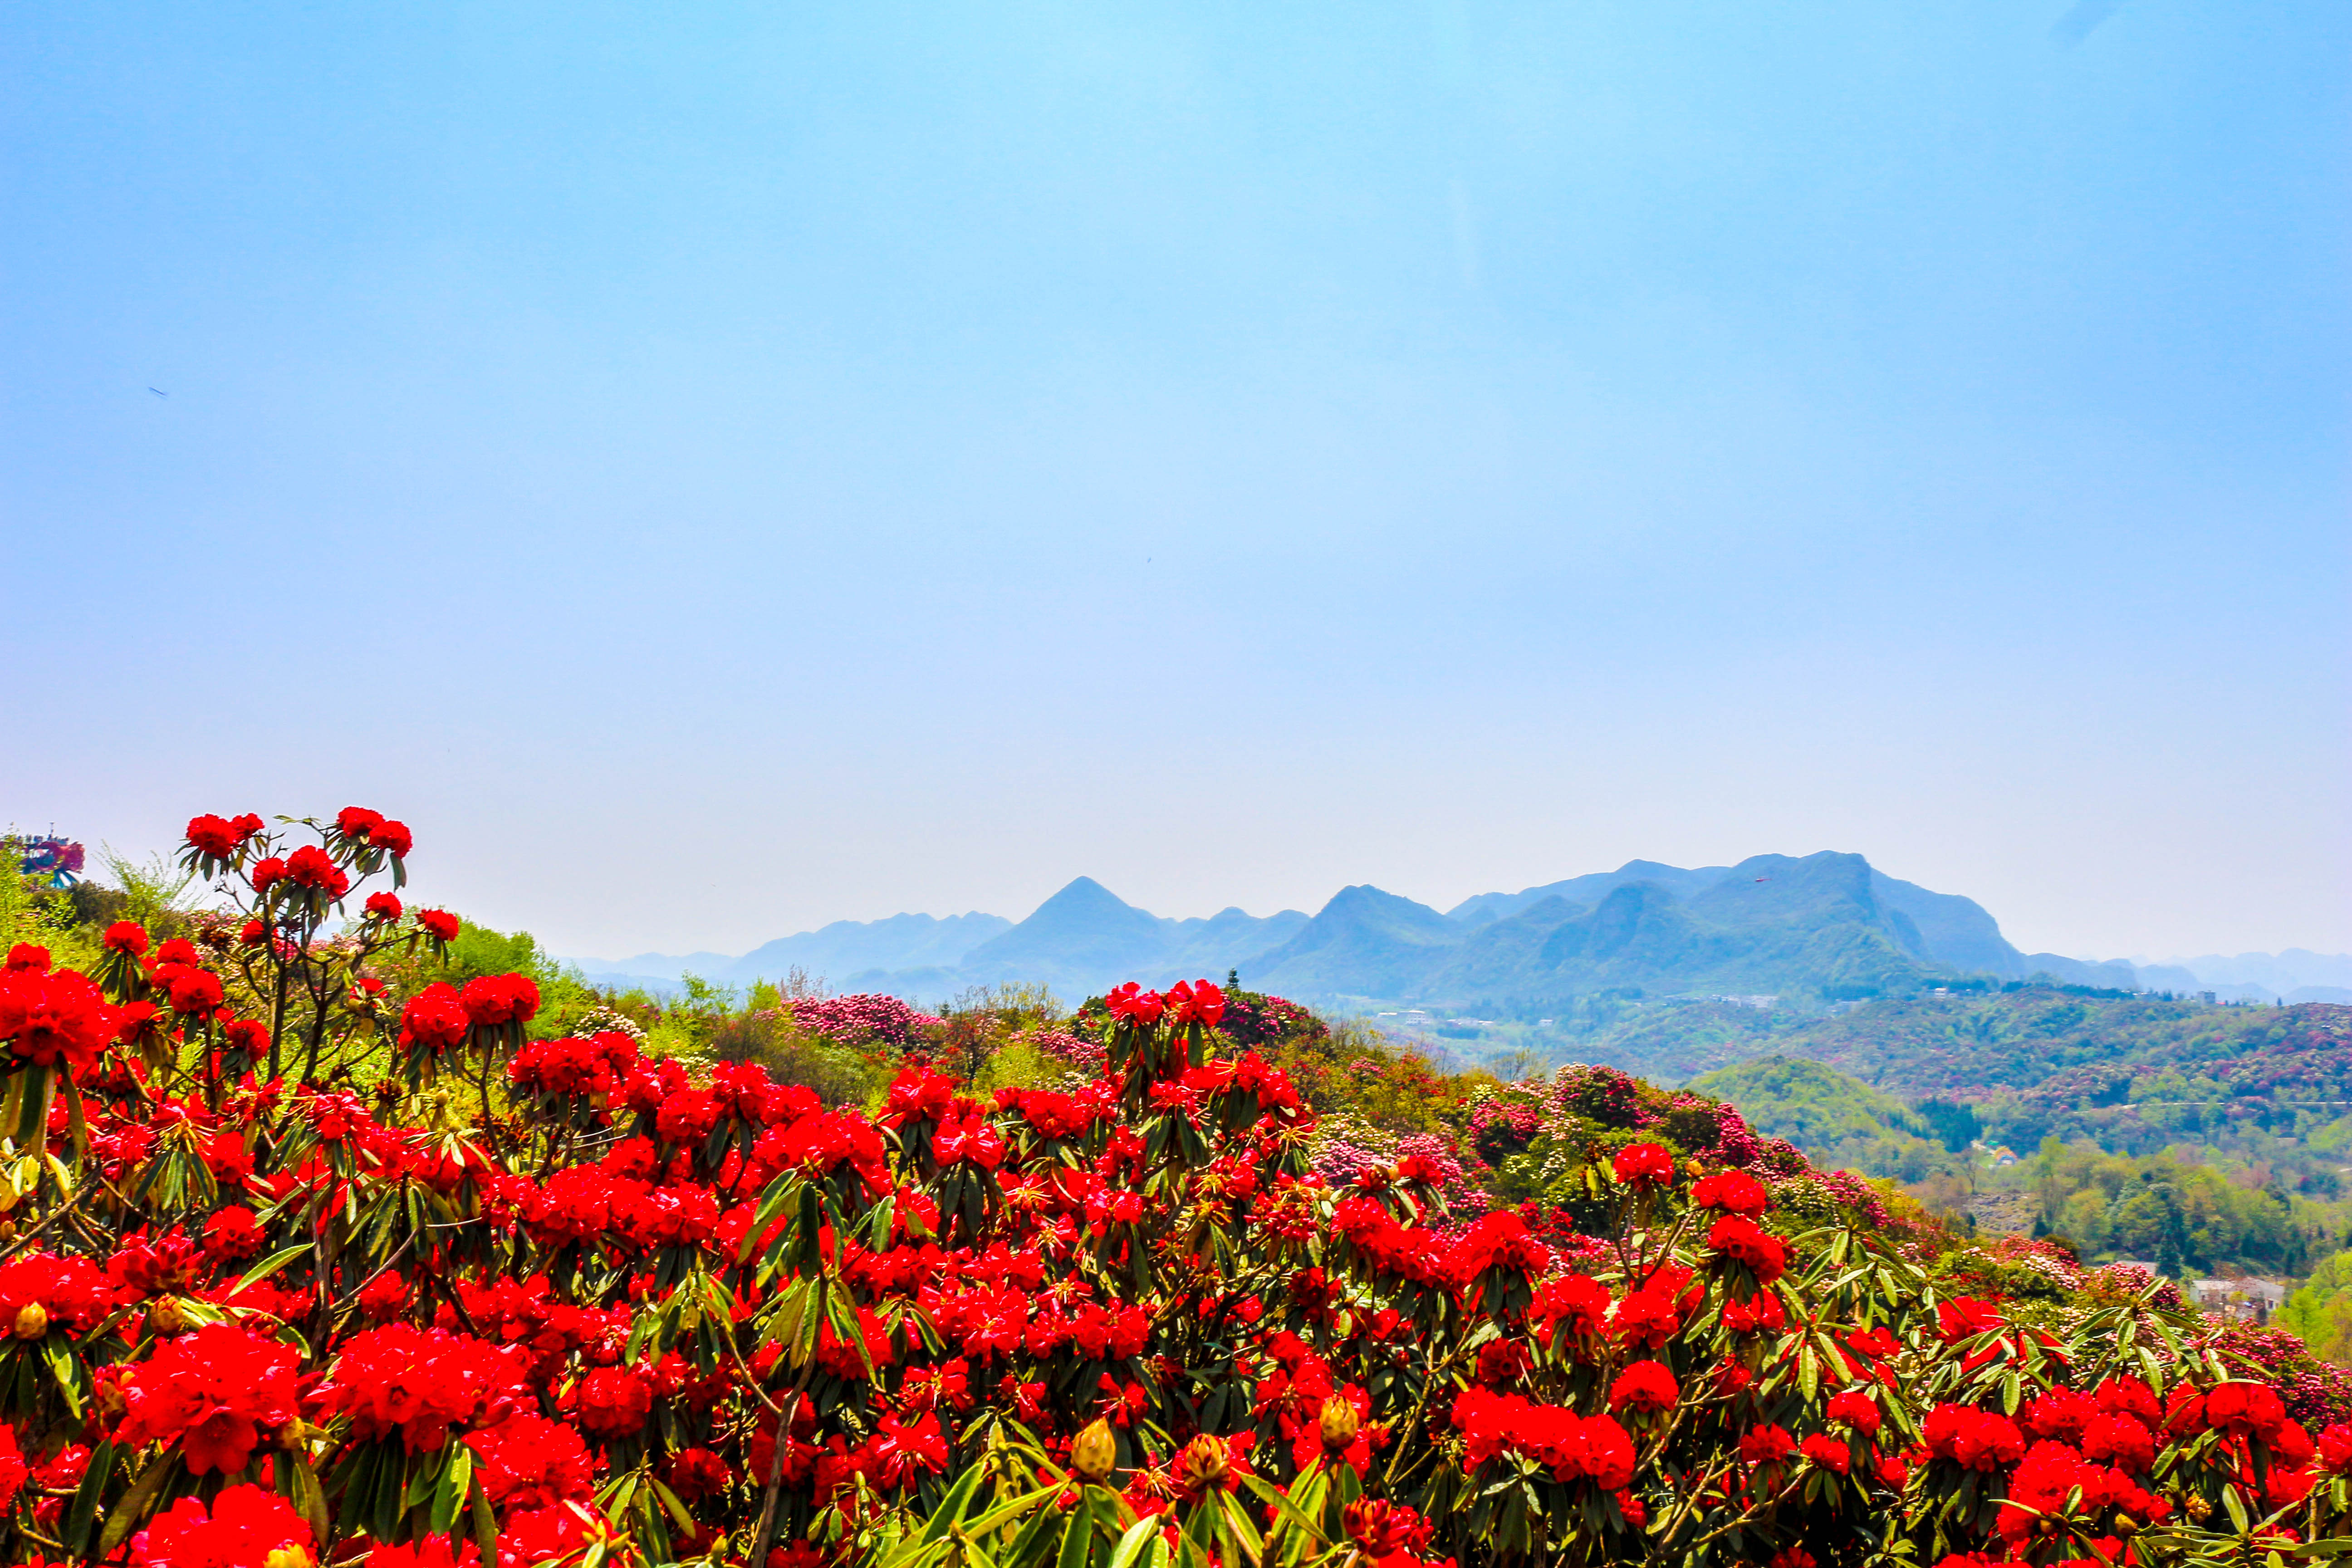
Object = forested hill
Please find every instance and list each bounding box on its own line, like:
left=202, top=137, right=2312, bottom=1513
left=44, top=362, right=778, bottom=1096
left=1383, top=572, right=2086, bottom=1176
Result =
left=1512, top=988, right=2352, bottom=1154
left=575, top=848, right=2164, bottom=1006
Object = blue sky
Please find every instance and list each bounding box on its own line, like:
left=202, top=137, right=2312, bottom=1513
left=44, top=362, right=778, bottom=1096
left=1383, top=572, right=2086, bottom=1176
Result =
left=3, top=0, right=2345, bottom=961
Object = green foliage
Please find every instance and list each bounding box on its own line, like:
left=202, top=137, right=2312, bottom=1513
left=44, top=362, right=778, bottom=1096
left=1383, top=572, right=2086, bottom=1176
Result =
left=440, top=920, right=547, bottom=988
left=2286, top=1251, right=2352, bottom=1362
left=705, top=1006, right=889, bottom=1106
left=1689, top=1055, right=1953, bottom=1185
left=2023, top=1141, right=2319, bottom=1276
left=1914, top=1095, right=1981, bottom=1151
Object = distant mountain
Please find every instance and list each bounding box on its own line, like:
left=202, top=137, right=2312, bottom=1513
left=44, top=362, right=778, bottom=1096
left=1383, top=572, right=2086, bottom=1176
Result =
left=724, top=912, right=1014, bottom=986
left=1245, top=852, right=2051, bottom=1007
left=572, top=911, right=1012, bottom=992
left=2146, top=950, right=2352, bottom=1002
left=559, top=853, right=2316, bottom=1013
left=954, top=877, right=1308, bottom=998
left=1240, top=886, right=1463, bottom=998
left=1446, top=862, right=1732, bottom=926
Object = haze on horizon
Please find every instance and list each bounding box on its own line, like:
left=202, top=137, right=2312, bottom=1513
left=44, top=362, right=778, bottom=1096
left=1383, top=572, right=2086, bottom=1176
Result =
left=3, top=1, right=2346, bottom=964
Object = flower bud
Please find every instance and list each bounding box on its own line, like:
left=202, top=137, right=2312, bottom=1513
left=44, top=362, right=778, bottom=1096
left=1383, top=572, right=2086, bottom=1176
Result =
left=1319, top=1394, right=1362, bottom=1451
left=1070, top=1418, right=1117, bottom=1481
left=12, top=1302, right=47, bottom=1340
left=146, top=1295, right=189, bottom=1334
left=98, top=1370, right=133, bottom=1422
left=1175, top=1434, right=1230, bottom=1493
left=263, top=1548, right=313, bottom=1568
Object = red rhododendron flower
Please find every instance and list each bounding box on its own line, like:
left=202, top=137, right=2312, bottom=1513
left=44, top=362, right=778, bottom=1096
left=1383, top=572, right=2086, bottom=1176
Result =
left=2096, top=1375, right=2160, bottom=1425
left=0, top=1251, right=109, bottom=1335
left=573, top=1365, right=652, bottom=1437
left=321, top=1324, right=527, bottom=1453
left=103, top=921, right=150, bottom=956
left=399, top=983, right=471, bottom=1058
left=1166, top=979, right=1226, bottom=1027
left=2, top=944, right=46, bottom=972
left=1738, top=1423, right=1796, bottom=1466
left=416, top=908, right=461, bottom=942
left=1827, top=1388, right=1882, bottom=1436
left=375, top=819, right=413, bottom=857
left=2081, top=1412, right=2155, bottom=1472
left=283, top=844, right=350, bottom=896
left=1104, top=982, right=1165, bottom=1026
left=1344, top=1498, right=1434, bottom=1558
left=2204, top=1381, right=2289, bottom=1439
left=1801, top=1432, right=1851, bottom=1474
left=461, top=973, right=540, bottom=1029
left=1934, top=1297, right=2006, bottom=1343
left=1691, top=1168, right=1769, bottom=1216
left=1923, top=1403, right=2025, bottom=1472
left=495, top=1504, right=609, bottom=1568
left=183, top=813, right=261, bottom=859
left=0, top=966, right=118, bottom=1073
left=249, top=856, right=288, bottom=896
left=365, top=892, right=403, bottom=922
left=118, top=1324, right=299, bottom=1474
left=1608, top=1359, right=1678, bottom=1415
left=1611, top=1142, right=1676, bottom=1188
left=202, top=1206, right=265, bottom=1264
left=468, top=1415, right=594, bottom=1510
left=1705, top=1215, right=1788, bottom=1284
left=664, top=1446, right=732, bottom=1504
left=368, top=1538, right=480, bottom=1568
left=132, top=1484, right=310, bottom=1568
left=337, top=807, right=387, bottom=842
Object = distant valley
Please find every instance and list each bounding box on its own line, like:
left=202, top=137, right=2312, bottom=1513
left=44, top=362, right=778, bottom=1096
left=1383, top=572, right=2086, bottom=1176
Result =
left=567, top=853, right=2352, bottom=1013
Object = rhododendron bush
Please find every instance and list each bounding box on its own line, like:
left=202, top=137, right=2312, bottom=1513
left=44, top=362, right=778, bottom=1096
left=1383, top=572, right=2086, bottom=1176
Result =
left=0, top=810, right=2348, bottom=1568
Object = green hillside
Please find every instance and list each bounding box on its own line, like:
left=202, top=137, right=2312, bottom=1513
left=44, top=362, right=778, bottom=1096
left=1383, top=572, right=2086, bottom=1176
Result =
left=1691, top=1055, right=1950, bottom=1181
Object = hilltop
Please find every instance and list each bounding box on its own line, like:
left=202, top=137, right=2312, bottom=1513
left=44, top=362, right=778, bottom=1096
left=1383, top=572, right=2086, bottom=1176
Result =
left=570, top=848, right=2233, bottom=1009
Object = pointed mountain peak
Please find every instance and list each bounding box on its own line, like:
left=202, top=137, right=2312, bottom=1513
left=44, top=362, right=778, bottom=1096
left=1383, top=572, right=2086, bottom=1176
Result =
left=1007, top=877, right=1166, bottom=939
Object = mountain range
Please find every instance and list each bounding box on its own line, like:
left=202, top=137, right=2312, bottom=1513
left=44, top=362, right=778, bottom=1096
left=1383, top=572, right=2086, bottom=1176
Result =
left=565, top=851, right=2341, bottom=1010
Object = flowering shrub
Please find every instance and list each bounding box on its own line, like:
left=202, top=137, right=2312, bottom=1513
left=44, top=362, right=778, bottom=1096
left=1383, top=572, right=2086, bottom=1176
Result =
left=0, top=805, right=2344, bottom=1568
left=785, top=995, right=943, bottom=1052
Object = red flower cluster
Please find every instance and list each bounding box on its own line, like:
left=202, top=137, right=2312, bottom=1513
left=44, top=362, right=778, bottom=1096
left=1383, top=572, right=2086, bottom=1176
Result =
left=116, top=1324, right=299, bottom=1475
left=318, top=1324, right=528, bottom=1451
left=1452, top=1387, right=1636, bottom=1489
left=132, top=1484, right=310, bottom=1568
left=1923, top=1403, right=2027, bottom=1473
left=334, top=806, right=413, bottom=858
left=181, top=813, right=264, bottom=861
left=0, top=966, right=117, bottom=1073
left=1611, top=1141, right=1675, bottom=1188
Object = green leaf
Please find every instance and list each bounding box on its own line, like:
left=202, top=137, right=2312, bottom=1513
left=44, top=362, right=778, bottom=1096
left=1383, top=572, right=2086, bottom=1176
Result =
left=880, top=1460, right=990, bottom=1568
left=431, top=1444, right=472, bottom=1535
left=1108, top=1513, right=1164, bottom=1568
left=64, top=1439, right=115, bottom=1557
left=648, top=1476, right=697, bottom=1535
left=41, top=1333, right=83, bottom=1418
left=1059, top=1492, right=1101, bottom=1568
left=825, top=1283, right=876, bottom=1380
left=964, top=1482, right=1066, bottom=1539
left=100, top=1450, right=179, bottom=1555
left=1217, top=1490, right=1265, bottom=1565
left=229, top=1245, right=314, bottom=1297
left=287, top=1454, right=331, bottom=1548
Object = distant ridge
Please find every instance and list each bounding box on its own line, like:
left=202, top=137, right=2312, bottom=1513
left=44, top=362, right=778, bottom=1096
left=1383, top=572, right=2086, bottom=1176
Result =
left=564, top=858, right=2337, bottom=1009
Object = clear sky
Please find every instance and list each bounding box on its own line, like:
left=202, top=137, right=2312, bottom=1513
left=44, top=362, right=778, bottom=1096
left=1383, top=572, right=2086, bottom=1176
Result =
left=3, top=1, right=2345, bottom=963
